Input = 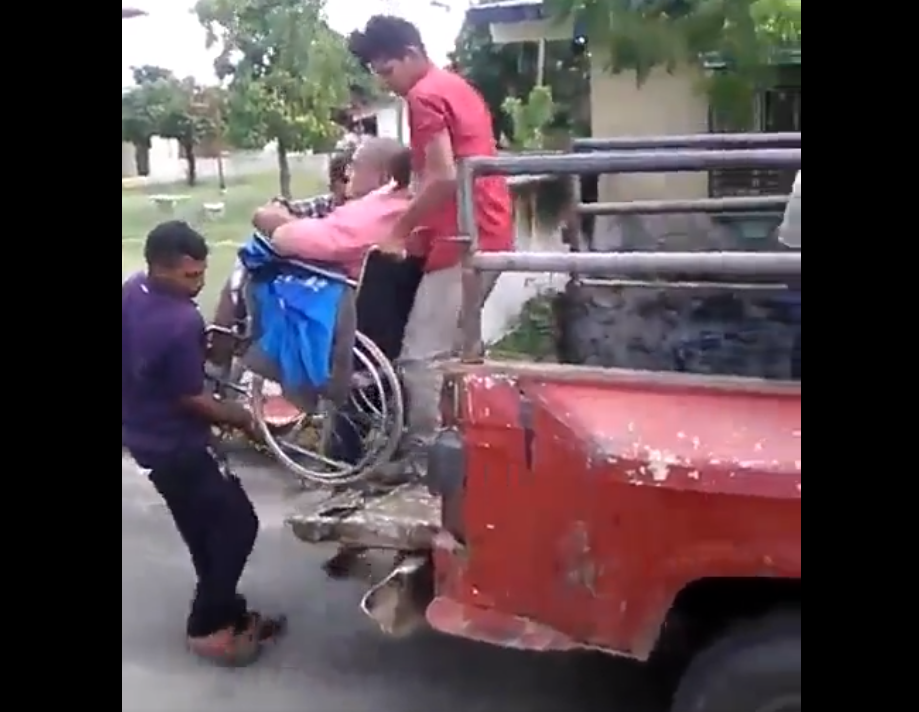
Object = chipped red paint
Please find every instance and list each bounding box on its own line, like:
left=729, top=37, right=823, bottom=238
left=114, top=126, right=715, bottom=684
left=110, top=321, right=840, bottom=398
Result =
left=427, top=368, right=802, bottom=660
left=426, top=597, right=582, bottom=652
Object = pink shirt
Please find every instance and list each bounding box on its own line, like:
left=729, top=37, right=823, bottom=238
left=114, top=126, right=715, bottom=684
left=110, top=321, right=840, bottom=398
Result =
left=272, top=188, right=410, bottom=278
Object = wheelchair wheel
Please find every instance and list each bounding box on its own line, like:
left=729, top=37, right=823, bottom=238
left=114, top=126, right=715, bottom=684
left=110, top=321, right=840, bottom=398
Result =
left=249, top=332, right=404, bottom=486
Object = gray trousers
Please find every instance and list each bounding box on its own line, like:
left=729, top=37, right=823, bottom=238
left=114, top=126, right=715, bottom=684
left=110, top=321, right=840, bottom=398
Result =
left=398, top=264, right=497, bottom=453
left=398, top=264, right=464, bottom=451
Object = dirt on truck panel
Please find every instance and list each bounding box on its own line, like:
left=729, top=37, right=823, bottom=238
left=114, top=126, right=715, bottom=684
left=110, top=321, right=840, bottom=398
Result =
left=529, top=378, right=802, bottom=496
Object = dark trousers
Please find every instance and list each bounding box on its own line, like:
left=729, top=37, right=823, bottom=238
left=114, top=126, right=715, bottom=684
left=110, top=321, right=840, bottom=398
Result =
left=147, top=449, right=259, bottom=638
left=329, top=395, right=374, bottom=465
left=329, top=255, right=423, bottom=465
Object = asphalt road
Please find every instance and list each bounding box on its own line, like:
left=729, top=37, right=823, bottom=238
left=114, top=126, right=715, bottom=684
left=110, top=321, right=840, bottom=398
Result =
left=122, top=453, right=667, bottom=712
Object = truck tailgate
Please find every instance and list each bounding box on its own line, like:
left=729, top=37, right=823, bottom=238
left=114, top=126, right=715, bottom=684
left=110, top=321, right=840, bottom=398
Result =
left=287, top=483, right=440, bottom=550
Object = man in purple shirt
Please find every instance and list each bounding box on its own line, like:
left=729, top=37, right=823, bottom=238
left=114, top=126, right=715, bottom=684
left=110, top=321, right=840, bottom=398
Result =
left=122, top=220, right=284, bottom=666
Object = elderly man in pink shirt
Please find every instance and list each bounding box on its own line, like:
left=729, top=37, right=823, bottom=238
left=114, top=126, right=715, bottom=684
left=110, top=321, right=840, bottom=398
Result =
left=246, top=139, right=420, bottom=457
left=254, top=139, right=412, bottom=277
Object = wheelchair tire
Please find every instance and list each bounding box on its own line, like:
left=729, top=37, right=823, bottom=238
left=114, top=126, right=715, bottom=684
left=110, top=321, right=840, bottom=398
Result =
left=250, top=331, right=404, bottom=486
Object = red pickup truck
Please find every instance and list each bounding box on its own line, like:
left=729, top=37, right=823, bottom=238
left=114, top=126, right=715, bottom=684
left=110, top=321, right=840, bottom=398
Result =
left=287, top=139, right=801, bottom=712
left=291, top=362, right=801, bottom=712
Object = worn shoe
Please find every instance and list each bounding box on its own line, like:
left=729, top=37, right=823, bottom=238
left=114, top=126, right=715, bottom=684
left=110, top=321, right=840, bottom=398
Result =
left=187, top=627, right=261, bottom=667
left=246, top=612, right=288, bottom=644
left=372, top=452, right=426, bottom=485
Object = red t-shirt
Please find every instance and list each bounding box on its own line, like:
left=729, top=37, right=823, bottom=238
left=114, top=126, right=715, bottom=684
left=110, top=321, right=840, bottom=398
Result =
left=406, top=68, right=513, bottom=272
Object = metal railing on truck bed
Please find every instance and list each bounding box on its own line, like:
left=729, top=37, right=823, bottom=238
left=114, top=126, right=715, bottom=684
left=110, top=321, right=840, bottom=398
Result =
left=455, top=134, right=802, bottom=363
left=572, top=133, right=801, bottom=223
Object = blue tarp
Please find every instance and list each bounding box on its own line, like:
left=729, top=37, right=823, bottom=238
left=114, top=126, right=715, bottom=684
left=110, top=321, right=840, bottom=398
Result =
left=238, top=237, right=346, bottom=388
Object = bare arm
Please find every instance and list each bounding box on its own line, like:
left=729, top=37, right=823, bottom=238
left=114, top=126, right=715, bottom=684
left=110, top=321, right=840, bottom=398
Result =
left=253, top=204, right=295, bottom=237
left=166, top=313, right=254, bottom=430
left=182, top=393, right=253, bottom=431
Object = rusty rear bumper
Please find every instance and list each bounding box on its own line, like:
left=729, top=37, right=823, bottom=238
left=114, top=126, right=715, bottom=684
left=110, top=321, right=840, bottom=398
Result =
left=285, top=484, right=585, bottom=653
left=286, top=484, right=440, bottom=637
left=286, top=483, right=441, bottom=550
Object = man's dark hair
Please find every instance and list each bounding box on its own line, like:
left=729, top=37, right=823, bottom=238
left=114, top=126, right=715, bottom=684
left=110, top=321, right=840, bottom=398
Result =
left=144, top=220, right=208, bottom=268
left=329, top=150, right=352, bottom=186
left=348, top=15, right=426, bottom=66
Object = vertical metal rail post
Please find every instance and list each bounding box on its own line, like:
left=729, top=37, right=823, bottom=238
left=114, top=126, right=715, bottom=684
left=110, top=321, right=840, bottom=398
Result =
left=456, top=159, right=484, bottom=361
left=456, top=148, right=802, bottom=363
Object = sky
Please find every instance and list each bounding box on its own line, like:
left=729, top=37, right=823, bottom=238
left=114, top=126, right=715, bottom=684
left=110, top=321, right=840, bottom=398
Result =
left=121, top=0, right=469, bottom=88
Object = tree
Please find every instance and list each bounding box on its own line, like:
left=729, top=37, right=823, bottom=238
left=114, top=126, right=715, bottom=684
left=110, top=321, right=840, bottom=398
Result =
left=449, top=23, right=590, bottom=146
left=195, top=0, right=364, bottom=197
left=121, top=65, right=176, bottom=176
left=121, top=66, right=224, bottom=185
left=543, top=0, right=802, bottom=124
left=449, top=23, right=522, bottom=142
left=158, top=79, right=226, bottom=187
left=502, top=86, right=556, bottom=151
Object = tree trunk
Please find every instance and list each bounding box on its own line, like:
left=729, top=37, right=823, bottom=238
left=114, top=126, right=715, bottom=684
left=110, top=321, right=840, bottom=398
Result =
left=216, top=150, right=226, bottom=192
left=277, top=141, right=292, bottom=199
left=135, top=138, right=151, bottom=177
left=182, top=139, right=197, bottom=187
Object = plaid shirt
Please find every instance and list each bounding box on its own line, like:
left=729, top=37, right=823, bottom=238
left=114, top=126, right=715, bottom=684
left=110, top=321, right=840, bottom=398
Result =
left=229, top=194, right=340, bottom=307
left=287, top=193, right=338, bottom=219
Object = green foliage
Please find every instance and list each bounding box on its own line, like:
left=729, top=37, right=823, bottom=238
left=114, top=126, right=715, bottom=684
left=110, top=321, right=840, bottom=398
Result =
left=159, top=81, right=224, bottom=146
left=502, top=85, right=556, bottom=151
left=195, top=0, right=363, bottom=161
left=449, top=24, right=590, bottom=145
left=489, top=293, right=558, bottom=362
left=121, top=65, right=177, bottom=147
left=121, top=65, right=226, bottom=184
left=543, top=0, right=802, bottom=124
left=450, top=23, right=522, bottom=140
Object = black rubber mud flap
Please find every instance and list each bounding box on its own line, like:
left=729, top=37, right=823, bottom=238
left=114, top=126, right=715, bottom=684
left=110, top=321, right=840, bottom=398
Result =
left=286, top=483, right=440, bottom=550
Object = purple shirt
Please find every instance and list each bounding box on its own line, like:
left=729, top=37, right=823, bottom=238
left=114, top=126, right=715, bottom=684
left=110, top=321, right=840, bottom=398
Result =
left=122, top=273, right=211, bottom=465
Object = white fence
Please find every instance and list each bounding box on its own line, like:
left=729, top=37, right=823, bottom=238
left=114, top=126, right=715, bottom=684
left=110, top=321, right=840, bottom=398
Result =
left=122, top=139, right=329, bottom=187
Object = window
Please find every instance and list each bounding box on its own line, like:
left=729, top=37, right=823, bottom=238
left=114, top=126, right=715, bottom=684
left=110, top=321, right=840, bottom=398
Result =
left=709, top=65, right=802, bottom=198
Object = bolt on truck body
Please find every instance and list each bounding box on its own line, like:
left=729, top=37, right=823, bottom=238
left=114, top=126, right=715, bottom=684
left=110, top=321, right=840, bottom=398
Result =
left=289, top=133, right=802, bottom=712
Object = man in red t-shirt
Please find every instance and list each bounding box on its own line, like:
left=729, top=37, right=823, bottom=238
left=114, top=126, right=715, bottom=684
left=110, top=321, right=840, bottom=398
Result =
left=349, top=16, right=513, bottom=475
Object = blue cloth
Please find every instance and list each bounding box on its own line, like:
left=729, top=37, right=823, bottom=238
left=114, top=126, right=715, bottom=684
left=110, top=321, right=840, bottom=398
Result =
left=238, top=236, right=346, bottom=388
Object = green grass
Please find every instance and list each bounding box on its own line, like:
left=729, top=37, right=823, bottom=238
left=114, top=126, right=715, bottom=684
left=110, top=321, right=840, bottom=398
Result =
left=122, top=171, right=324, bottom=313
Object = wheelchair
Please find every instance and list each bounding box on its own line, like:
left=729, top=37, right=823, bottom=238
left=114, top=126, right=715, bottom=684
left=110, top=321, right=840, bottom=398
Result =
left=206, top=242, right=418, bottom=488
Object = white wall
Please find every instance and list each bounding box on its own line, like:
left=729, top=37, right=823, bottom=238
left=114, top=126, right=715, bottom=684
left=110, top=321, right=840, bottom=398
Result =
left=589, top=64, right=710, bottom=203
left=375, top=103, right=411, bottom=144
left=123, top=141, right=329, bottom=187
left=122, top=143, right=137, bottom=177
left=481, top=223, right=567, bottom=345
left=480, top=185, right=567, bottom=344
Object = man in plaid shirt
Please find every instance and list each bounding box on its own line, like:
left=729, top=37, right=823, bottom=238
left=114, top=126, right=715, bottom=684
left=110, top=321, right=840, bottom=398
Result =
left=280, top=151, right=352, bottom=218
